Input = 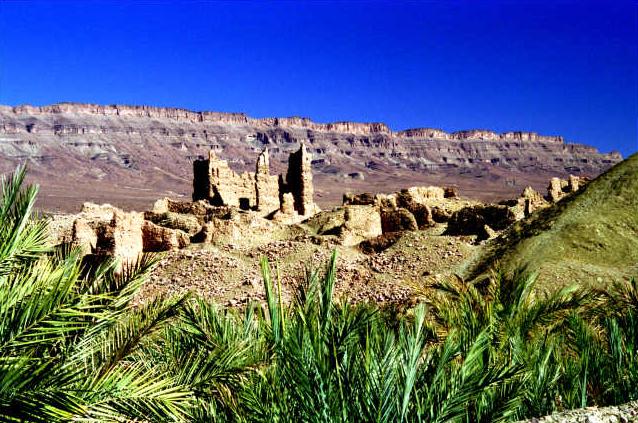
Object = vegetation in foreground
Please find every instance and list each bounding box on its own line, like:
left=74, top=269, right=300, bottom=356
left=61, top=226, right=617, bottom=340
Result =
left=2, top=166, right=638, bottom=422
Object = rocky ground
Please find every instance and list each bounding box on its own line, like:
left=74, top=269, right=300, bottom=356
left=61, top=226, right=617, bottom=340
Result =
left=46, top=174, right=572, bottom=308
left=139, top=224, right=479, bottom=307
left=45, top=166, right=589, bottom=308
left=519, top=401, right=638, bottom=422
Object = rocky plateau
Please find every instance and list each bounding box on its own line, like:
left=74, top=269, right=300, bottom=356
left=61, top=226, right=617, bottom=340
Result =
left=0, top=102, right=622, bottom=212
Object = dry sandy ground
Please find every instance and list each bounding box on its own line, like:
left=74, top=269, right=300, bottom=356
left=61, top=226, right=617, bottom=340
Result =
left=139, top=224, right=482, bottom=307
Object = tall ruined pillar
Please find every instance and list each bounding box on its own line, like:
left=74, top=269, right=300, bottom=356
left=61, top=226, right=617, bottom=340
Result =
left=285, top=143, right=318, bottom=216
left=192, top=154, right=211, bottom=202
left=254, top=148, right=280, bottom=213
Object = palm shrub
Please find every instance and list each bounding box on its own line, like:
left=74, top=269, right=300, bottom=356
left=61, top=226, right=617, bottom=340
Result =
left=148, top=254, right=638, bottom=422
left=415, top=268, right=593, bottom=419
left=416, top=268, right=638, bottom=419
left=145, top=299, right=268, bottom=421
left=153, top=252, right=522, bottom=422
left=599, top=278, right=638, bottom=403
left=0, top=166, right=190, bottom=422
left=557, top=278, right=638, bottom=408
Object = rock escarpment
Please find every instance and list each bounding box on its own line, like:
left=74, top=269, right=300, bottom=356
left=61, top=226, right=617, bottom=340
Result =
left=0, top=102, right=622, bottom=212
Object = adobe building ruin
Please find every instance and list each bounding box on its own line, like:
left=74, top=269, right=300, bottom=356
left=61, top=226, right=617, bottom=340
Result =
left=193, top=144, right=319, bottom=218
left=65, top=140, right=591, bottom=269
left=280, top=145, right=318, bottom=216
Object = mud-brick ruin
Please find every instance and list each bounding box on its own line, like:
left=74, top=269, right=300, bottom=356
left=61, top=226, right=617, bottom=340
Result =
left=62, top=139, right=590, bottom=271
left=193, top=144, right=319, bottom=218
left=65, top=144, right=322, bottom=269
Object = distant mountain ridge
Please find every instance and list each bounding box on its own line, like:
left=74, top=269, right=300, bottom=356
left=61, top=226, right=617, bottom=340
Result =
left=2, top=102, right=576, bottom=143
left=0, top=102, right=623, bottom=212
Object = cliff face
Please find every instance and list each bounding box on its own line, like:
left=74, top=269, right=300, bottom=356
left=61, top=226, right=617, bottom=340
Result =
left=0, top=102, right=622, bottom=212
left=0, top=103, right=571, bottom=141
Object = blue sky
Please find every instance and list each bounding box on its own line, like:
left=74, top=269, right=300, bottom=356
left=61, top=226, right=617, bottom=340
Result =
left=0, top=0, right=636, bottom=156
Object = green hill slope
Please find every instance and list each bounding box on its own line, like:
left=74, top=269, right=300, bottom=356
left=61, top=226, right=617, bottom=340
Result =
left=466, top=153, right=638, bottom=289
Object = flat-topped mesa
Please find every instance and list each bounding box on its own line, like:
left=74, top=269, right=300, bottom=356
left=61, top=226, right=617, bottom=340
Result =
left=258, top=117, right=391, bottom=135
left=397, top=127, right=564, bottom=143
left=396, top=128, right=450, bottom=139
left=500, top=131, right=564, bottom=143
left=192, top=144, right=318, bottom=218
left=2, top=102, right=565, bottom=142
left=4, top=103, right=389, bottom=135
left=450, top=129, right=501, bottom=141
left=261, top=117, right=316, bottom=128
left=6, top=103, right=251, bottom=124
left=322, top=122, right=391, bottom=135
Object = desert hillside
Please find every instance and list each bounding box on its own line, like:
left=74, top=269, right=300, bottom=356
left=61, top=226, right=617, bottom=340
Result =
left=468, top=153, right=638, bottom=288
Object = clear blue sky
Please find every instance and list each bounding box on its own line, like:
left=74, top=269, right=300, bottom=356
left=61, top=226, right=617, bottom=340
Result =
left=0, top=0, right=636, bottom=156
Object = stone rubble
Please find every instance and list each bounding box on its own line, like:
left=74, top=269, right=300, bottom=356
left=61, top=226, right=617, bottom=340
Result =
left=547, top=175, right=588, bottom=203
left=446, top=204, right=517, bottom=241
left=142, top=220, right=190, bottom=252
left=59, top=149, right=592, bottom=301
left=518, top=401, right=638, bottom=423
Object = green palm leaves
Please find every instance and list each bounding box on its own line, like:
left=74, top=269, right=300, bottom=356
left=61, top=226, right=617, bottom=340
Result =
left=1, top=166, right=637, bottom=421
left=0, top=166, right=190, bottom=422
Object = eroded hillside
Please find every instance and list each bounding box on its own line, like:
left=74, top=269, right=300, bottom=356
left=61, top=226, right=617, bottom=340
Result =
left=467, top=153, right=638, bottom=288
left=0, top=103, right=621, bottom=212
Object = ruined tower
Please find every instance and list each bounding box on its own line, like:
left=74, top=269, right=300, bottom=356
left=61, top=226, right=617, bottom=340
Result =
left=191, top=144, right=318, bottom=218
left=284, top=143, right=318, bottom=216
left=254, top=148, right=280, bottom=213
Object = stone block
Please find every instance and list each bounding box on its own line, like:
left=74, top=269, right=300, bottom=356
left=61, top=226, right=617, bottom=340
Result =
left=142, top=220, right=190, bottom=252
left=380, top=208, right=418, bottom=233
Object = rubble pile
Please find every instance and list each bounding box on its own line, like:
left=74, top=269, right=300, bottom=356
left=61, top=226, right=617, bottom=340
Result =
left=60, top=139, right=588, bottom=271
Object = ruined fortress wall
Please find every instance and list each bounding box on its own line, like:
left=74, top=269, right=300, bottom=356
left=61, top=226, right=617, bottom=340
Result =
left=193, top=148, right=282, bottom=214
left=255, top=149, right=279, bottom=212
left=192, top=144, right=317, bottom=217
left=203, top=151, right=256, bottom=209
left=285, top=144, right=316, bottom=216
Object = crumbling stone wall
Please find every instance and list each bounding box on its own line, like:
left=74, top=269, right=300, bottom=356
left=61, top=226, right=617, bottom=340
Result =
left=71, top=203, right=143, bottom=268
left=102, top=211, right=144, bottom=263
left=520, top=186, right=548, bottom=217
left=255, top=148, right=280, bottom=213
left=547, top=175, right=588, bottom=203
left=192, top=144, right=318, bottom=218
left=210, top=152, right=255, bottom=209
left=283, top=143, right=318, bottom=216
left=192, top=150, right=255, bottom=209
